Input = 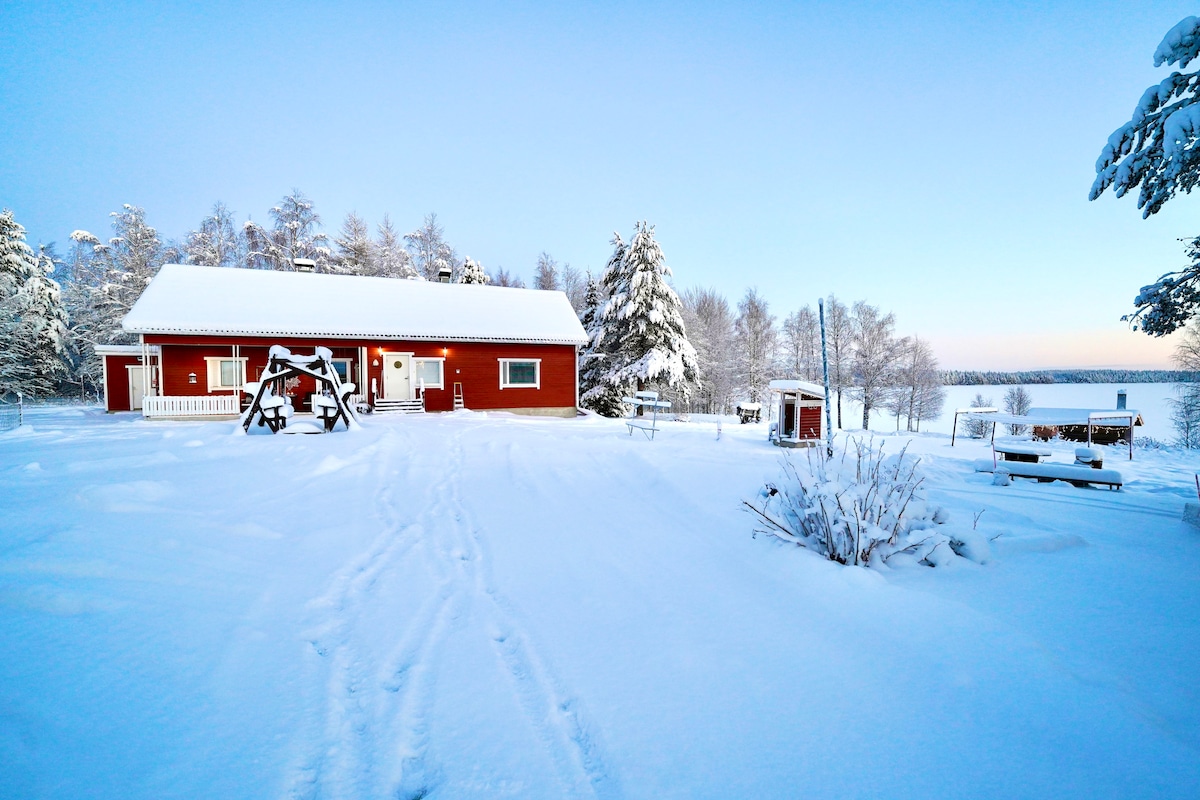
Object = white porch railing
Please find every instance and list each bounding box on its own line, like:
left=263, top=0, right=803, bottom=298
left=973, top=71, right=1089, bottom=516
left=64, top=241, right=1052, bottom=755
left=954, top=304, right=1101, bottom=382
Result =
left=143, top=395, right=241, bottom=418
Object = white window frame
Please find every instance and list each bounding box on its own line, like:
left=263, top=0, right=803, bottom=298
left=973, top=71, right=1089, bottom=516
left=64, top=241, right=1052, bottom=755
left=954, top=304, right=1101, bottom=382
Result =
left=413, top=357, right=445, bottom=390
left=204, top=357, right=247, bottom=391
left=498, top=358, right=541, bottom=390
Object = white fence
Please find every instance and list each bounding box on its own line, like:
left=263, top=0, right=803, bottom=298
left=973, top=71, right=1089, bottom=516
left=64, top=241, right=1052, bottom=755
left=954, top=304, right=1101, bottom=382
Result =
left=143, top=395, right=240, bottom=418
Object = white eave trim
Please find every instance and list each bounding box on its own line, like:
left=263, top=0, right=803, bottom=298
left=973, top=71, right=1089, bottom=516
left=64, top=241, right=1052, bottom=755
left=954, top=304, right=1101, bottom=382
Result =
left=121, top=326, right=588, bottom=346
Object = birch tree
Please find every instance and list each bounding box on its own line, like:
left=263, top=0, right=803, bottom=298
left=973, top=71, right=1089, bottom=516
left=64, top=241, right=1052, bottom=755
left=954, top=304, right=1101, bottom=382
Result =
left=733, top=289, right=776, bottom=402
left=334, top=212, right=375, bottom=275
left=851, top=300, right=902, bottom=430
left=534, top=252, right=560, bottom=290
left=184, top=202, right=245, bottom=268
left=824, top=295, right=853, bottom=428
left=405, top=213, right=457, bottom=281
left=375, top=215, right=417, bottom=279
left=681, top=287, right=735, bottom=413
left=243, top=190, right=333, bottom=271
left=781, top=306, right=821, bottom=381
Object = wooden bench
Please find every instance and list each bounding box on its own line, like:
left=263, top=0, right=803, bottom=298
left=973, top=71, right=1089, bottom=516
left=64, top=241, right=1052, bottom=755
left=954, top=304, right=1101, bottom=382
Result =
left=623, top=391, right=671, bottom=440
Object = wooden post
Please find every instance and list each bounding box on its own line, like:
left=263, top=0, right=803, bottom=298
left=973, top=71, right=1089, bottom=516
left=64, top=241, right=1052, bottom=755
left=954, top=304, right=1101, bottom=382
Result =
left=951, top=411, right=959, bottom=446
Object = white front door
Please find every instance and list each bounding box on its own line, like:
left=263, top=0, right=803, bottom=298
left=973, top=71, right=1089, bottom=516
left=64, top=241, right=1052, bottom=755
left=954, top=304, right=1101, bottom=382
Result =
left=127, top=365, right=146, bottom=410
left=382, top=353, right=411, bottom=400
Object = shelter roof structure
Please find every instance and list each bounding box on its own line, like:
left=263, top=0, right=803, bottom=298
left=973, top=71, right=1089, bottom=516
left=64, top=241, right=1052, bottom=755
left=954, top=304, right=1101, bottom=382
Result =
left=768, top=379, right=826, bottom=397
left=122, top=264, right=589, bottom=345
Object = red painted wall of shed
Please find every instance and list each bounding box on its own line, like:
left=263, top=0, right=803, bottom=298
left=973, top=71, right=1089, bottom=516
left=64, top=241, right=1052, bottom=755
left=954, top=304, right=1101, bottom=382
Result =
left=104, top=355, right=141, bottom=411
left=799, top=406, right=822, bottom=439
left=145, top=335, right=577, bottom=411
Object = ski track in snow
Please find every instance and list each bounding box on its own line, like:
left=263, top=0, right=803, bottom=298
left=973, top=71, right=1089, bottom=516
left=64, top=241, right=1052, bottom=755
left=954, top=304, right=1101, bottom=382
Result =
left=284, top=422, right=616, bottom=800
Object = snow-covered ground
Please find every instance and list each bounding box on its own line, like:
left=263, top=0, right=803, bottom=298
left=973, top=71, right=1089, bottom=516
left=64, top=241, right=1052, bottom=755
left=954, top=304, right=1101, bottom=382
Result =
left=2, top=406, right=1199, bottom=799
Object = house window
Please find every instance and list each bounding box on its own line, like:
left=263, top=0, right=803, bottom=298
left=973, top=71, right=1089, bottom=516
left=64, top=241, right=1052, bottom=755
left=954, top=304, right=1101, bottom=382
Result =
left=499, top=358, right=540, bottom=389
left=331, top=358, right=354, bottom=385
left=414, top=358, right=445, bottom=389
left=204, top=357, right=247, bottom=391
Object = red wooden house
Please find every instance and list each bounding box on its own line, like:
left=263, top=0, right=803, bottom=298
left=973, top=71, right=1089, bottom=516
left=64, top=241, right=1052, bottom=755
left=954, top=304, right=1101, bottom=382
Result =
left=102, top=264, right=588, bottom=418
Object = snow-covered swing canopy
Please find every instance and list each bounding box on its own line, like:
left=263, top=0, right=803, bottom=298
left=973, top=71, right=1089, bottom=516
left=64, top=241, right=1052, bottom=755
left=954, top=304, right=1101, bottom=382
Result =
left=240, top=346, right=360, bottom=434
left=951, top=407, right=1141, bottom=460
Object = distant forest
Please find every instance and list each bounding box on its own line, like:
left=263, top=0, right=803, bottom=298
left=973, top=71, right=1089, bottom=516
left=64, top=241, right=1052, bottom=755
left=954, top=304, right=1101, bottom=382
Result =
left=941, top=370, right=1197, bottom=385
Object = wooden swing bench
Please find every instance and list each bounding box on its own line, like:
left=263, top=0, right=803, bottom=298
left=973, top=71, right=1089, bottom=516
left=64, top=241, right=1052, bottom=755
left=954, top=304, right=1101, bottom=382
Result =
left=241, top=345, right=359, bottom=434
left=623, top=391, right=671, bottom=440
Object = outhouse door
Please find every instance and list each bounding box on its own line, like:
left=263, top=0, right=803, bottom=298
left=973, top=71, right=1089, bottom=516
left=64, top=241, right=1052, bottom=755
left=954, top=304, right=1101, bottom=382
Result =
left=382, top=352, right=412, bottom=399
left=127, top=365, right=147, bottom=410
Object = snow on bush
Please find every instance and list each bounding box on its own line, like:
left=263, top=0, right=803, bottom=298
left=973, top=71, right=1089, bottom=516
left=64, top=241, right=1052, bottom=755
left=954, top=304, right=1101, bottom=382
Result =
left=744, top=438, right=978, bottom=568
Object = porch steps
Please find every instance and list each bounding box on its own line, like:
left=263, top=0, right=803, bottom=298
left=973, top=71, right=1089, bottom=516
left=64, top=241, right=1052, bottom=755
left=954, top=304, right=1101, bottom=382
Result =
left=373, top=398, right=425, bottom=414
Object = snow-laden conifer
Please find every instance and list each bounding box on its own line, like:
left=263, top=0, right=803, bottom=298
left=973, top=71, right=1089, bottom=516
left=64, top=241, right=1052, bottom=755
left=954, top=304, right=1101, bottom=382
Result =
left=0, top=213, right=70, bottom=396
left=375, top=215, right=418, bottom=279
left=582, top=223, right=698, bottom=414
left=333, top=212, right=376, bottom=276
left=458, top=257, right=490, bottom=285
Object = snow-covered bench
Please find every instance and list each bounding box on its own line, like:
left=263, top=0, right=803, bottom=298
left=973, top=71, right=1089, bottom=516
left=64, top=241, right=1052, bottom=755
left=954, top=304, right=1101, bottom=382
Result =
left=623, top=391, right=671, bottom=440
left=977, top=460, right=1123, bottom=490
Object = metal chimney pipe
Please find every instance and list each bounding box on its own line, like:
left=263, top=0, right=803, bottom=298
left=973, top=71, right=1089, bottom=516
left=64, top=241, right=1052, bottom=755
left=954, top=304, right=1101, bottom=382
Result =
left=1116, top=389, right=1127, bottom=410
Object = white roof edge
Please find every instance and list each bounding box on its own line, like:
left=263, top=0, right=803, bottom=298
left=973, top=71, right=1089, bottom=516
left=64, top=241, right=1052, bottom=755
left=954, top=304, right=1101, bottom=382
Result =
left=94, top=344, right=159, bottom=355
left=122, top=326, right=587, bottom=345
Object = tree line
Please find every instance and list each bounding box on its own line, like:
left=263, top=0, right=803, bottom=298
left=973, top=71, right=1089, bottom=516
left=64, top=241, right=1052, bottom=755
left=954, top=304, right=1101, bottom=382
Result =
left=943, top=369, right=1195, bottom=385
left=0, top=192, right=586, bottom=400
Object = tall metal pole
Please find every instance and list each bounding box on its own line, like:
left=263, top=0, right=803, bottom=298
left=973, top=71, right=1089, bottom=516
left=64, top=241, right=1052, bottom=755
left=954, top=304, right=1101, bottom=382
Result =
left=818, top=298, right=835, bottom=459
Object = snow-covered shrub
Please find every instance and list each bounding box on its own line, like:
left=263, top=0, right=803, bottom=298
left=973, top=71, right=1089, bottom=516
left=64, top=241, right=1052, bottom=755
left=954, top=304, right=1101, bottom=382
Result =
left=745, top=438, right=965, bottom=568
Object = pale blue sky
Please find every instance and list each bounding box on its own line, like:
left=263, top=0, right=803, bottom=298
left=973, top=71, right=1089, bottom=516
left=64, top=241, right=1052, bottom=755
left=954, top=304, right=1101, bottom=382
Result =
left=3, top=0, right=1199, bottom=368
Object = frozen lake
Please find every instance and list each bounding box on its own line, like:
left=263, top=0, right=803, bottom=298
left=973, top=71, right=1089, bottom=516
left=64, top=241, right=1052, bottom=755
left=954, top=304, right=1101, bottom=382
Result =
left=836, top=382, right=1181, bottom=442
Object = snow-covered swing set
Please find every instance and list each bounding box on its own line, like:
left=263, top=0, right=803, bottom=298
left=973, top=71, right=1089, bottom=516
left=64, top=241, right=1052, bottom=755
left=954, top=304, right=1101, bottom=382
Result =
left=239, top=346, right=360, bottom=434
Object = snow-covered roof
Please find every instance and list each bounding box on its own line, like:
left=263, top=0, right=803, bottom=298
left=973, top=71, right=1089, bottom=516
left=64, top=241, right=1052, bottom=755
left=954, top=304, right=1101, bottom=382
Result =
left=768, top=379, right=826, bottom=398
left=960, top=408, right=1143, bottom=426
left=122, top=264, right=589, bottom=345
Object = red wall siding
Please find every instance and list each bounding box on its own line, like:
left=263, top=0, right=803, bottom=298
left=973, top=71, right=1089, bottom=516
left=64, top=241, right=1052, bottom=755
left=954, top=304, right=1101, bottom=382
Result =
left=799, top=406, right=822, bottom=439
left=145, top=335, right=578, bottom=412
left=104, top=355, right=141, bottom=411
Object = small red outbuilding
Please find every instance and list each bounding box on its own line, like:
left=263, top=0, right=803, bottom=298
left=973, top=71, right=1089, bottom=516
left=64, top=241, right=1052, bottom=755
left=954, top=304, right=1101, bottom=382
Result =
left=107, top=264, right=589, bottom=418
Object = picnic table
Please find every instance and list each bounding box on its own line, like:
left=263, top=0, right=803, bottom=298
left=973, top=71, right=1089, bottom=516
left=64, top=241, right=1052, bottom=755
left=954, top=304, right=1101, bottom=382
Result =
left=993, top=443, right=1053, bottom=463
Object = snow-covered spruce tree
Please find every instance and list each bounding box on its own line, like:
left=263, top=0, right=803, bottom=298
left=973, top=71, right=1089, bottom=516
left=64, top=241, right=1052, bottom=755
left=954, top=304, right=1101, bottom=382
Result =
left=744, top=438, right=978, bottom=568
left=405, top=213, right=458, bottom=281
left=244, top=190, right=333, bottom=272
left=185, top=202, right=246, bottom=268
left=374, top=215, right=417, bottom=279
left=334, top=212, right=376, bottom=275
left=583, top=224, right=698, bottom=415
left=0, top=213, right=70, bottom=397
left=733, top=289, right=777, bottom=403
left=1092, top=17, right=1200, bottom=334
left=458, top=257, right=490, bottom=285
left=851, top=301, right=903, bottom=430
left=577, top=274, right=624, bottom=417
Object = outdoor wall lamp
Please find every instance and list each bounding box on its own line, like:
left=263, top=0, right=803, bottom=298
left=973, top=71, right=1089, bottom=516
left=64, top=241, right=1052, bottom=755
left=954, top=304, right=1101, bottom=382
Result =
left=443, top=347, right=448, bottom=357
left=188, top=373, right=197, bottom=384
